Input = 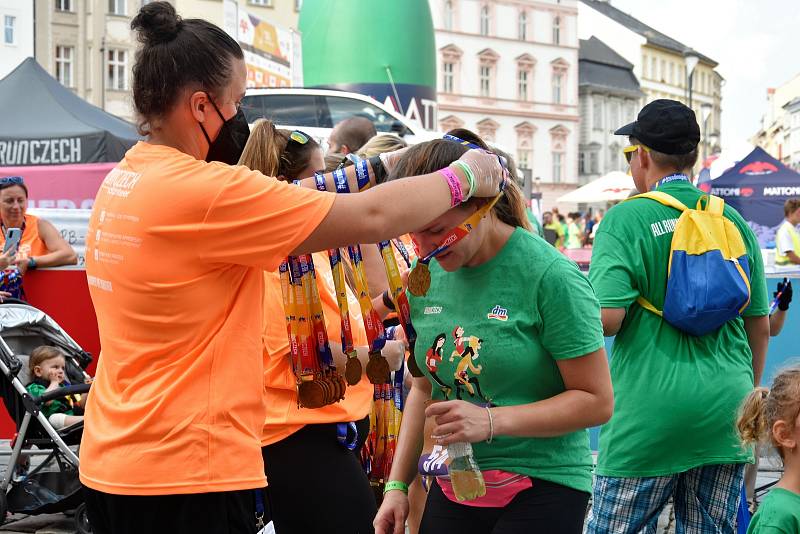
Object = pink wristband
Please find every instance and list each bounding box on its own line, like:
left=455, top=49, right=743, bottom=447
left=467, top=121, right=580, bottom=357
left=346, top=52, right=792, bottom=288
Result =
left=439, top=167, right=464, bottom=207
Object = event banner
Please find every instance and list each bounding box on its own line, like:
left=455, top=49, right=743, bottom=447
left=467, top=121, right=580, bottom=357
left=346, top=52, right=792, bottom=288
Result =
left=223, top=1, right=302, bottom=88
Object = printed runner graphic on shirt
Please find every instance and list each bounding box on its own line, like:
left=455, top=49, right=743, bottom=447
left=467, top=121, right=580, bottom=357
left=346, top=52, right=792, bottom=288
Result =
left=424, top=326, right=489, bottom=401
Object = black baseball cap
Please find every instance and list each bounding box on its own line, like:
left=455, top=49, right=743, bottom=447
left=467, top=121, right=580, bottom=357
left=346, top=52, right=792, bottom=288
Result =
left=614, top=99, right=700, bottom=155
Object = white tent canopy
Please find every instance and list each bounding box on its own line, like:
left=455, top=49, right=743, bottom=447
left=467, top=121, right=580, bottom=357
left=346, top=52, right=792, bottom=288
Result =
left=557, top=171, right=635, bottom=204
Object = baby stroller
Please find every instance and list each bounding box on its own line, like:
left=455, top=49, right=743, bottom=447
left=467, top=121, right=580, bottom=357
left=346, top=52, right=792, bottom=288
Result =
left=0, top=299, right=92, bottom=533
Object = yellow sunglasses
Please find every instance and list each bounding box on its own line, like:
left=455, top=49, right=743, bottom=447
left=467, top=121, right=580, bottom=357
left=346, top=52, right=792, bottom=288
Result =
left=623, top=144, right=650, bottom=164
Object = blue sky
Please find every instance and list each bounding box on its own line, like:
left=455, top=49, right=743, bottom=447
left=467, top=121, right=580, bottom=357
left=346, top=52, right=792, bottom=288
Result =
left=609, top=0, right=800, bottom=151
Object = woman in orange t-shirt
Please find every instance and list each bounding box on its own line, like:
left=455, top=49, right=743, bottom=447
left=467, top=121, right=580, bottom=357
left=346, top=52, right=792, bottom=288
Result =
left=81, top=4, right=505, bottom=533
left=0, top=176, right=77, bottom=299
left=239, top=120, right=408, bottom=533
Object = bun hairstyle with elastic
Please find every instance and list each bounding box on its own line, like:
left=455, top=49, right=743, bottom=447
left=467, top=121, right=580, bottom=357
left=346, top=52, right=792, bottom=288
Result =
left=130, top=1, right=243, bottom=135
left=389, top=129, right=531, bottom=232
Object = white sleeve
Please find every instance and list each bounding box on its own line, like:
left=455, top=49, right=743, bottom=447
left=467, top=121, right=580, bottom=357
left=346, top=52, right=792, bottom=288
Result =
left=777, top=226, right=796, bottom=255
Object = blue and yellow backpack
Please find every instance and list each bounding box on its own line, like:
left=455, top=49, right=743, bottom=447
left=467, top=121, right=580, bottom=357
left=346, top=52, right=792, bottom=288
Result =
left=634, top=191, right=751, bottom=336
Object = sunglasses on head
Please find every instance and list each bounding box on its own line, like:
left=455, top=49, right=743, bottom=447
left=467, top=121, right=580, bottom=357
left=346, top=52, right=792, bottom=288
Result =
left=288, top=130, right=310, bottom=146
left=623, top=144, right=650, bottom=164
left=0, top=176, right=23, bottom=187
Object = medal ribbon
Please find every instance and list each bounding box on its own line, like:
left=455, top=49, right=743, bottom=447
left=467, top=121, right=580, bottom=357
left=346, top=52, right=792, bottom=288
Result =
left=278, top=261, right=300, bottom=377
left=283, top=257, right=317, bottom=381
left=314, top=173, right=358, bottom=358
left=417, top=193, right=504, bottom=266
left=330, top=170, right=386, bottom=352
left=655, top=173, right=690, bottom=189
left=348, top=244, right=386, bottom=352
left=392, top=238, right=412, bottom=268
left=300, top=254, right=334, bottom=370
left=377, top=239, right=416, bottom=348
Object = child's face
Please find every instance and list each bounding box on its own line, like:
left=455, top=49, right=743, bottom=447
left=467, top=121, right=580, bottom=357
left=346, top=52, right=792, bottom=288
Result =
left=34, top=356, right=66, bottom=382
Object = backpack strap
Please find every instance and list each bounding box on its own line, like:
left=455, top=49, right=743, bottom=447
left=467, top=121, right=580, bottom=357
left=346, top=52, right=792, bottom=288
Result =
left=631, top=191, right=689, bottom=212
left=695, top=194, right=725, bottom=215
left=636, top=296, right=663, bottom=317
left=628, top=191, right=688, bottom=318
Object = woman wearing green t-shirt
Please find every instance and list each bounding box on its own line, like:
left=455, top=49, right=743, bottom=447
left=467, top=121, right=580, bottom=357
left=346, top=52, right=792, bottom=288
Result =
left=374, top=133, right=614, bottom=534
left=738, top=365, right=800, bottom=534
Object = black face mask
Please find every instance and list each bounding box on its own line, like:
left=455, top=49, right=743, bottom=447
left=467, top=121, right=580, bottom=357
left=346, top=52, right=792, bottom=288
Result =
left=199, top=94, right=251, bottom=165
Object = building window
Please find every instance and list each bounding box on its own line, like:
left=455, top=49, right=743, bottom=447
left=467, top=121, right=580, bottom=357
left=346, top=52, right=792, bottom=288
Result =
left=579, top=152, right=586, bottom=174
left=552, top=152, right=563, bottom=182
left=552, top=16, right=561, bottom=44
left=249, top=0, right=273, bottom=6
left=109, top=0, right=126, bottom=15
left=669, top=62, right=674, bottom=84
left=518, top=150, right=530, bottom=169
left=4, top=15, right=14, bottom=44
left=518, top=69, right=529, bottom=101
left=480, top=65, right=491, bottom=97
left=480, top=5, right=490, bottom=36
left=519, top=10, right=527, bottom=41
left=590, top=151, right=599, bottom=174
left=107, top=49, right=128, bottom=91
left=442, top=62, right=455, bottom=93
left=55, top=45, right=74, bottom=88
left=552, top=73, right=563, bottom=104
left=55, top=0, right=73, bottom=11
left=443, top=0, right=454, bottom=30
left=651, top=57, right=657, bottom=80
left=660, top=59, right=665, bottom=82
left=593, top=100, right=603, bottom=130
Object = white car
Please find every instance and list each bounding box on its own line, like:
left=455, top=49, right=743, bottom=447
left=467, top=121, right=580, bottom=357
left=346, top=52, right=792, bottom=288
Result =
left=242, top=88, right=438, bottom=150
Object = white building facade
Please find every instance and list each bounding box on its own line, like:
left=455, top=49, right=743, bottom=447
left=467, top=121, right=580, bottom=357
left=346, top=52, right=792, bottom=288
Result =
left=0, top=0, right=33, bottom=79
left=430, top=0, right=580, bottom=202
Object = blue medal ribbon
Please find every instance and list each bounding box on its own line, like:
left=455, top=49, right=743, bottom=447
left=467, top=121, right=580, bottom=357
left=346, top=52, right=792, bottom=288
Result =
left=655, top=173, right=690, bottom=189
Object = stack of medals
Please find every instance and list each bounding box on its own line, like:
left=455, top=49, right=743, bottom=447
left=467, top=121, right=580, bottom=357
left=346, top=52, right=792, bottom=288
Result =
left=279, top=255, right=345, bottom=409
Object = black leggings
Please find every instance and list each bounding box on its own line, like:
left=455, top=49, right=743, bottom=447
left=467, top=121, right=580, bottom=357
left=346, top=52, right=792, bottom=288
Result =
left=420, top=478, right=589, bottom=534
left=261, top=421, right=376, bottom=534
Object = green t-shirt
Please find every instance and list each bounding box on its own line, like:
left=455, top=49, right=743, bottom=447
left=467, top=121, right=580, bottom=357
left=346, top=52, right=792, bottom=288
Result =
left=26, top=381, right=74, bottom=418
left=408, top=227, right=605, bottom=493
left=525, top=208, right=544, bottom=237
left=588, top=180, right=769, bottom=477
left=747, top=488, right=800, bottom=534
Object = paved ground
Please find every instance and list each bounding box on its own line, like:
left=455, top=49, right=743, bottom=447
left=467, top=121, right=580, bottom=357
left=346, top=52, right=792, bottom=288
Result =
left=0, top=446, right=783, bottom=533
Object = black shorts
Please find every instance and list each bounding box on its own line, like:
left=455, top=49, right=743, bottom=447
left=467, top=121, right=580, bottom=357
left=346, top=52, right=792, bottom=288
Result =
left=262, top=421, right=377, bottom=534
left=83, top=486, right=257, bottom=534
left=420, top=477, right=590, bottom=534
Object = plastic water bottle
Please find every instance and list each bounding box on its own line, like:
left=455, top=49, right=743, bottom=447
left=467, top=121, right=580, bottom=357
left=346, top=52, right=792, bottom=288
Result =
left=447, top=441, right=486, bottom=501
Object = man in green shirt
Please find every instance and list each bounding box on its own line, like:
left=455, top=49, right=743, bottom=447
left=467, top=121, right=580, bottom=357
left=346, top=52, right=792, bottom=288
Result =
left=586, top=100, right=770, bottom=533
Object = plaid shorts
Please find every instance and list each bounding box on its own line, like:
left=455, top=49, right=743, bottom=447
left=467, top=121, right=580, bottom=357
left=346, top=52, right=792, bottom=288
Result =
left=587, top=463, right=745, bottom=534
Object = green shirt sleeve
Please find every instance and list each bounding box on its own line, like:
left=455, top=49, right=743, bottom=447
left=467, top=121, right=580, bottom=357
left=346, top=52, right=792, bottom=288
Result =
left=589, top=228, right=641, bottom=309
left=26, top=383, right=46, bottom=397
left=537, top=259, right=605, bottom=360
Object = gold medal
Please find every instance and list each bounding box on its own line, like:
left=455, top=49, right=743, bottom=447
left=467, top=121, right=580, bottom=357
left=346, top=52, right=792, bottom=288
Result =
left=407, top=263, right=431, bottom=297
left=345, top=354, right=362, bottom=385
left=366, top=350, right=390, bottom=384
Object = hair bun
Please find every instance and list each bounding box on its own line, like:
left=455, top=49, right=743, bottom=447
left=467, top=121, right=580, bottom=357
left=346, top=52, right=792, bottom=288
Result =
left=131, top=1, right=182, bottom=46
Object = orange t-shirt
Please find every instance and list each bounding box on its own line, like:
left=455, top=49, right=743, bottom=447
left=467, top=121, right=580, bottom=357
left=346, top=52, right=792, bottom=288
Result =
left=0, top=214, right=49, bottom=259
left=262, top=251, right=373, bottom=445
left=80, top=142, right=334, bottom=495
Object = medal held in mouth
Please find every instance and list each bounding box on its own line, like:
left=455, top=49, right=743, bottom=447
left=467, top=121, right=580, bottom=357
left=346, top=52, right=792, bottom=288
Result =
left=407, top=193, right=504, bottom=297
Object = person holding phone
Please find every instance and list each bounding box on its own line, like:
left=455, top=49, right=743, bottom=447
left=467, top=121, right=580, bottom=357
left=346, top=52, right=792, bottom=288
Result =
left=0, top=176, right=78, bottom=299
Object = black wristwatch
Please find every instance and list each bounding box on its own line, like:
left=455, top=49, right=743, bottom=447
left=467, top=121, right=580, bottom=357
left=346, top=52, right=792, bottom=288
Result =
left=27, top=257, right=37, bottom=270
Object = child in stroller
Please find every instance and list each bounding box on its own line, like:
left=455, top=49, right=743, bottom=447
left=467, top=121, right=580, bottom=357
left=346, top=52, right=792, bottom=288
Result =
left=25, top=346, right=86, bottom=430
